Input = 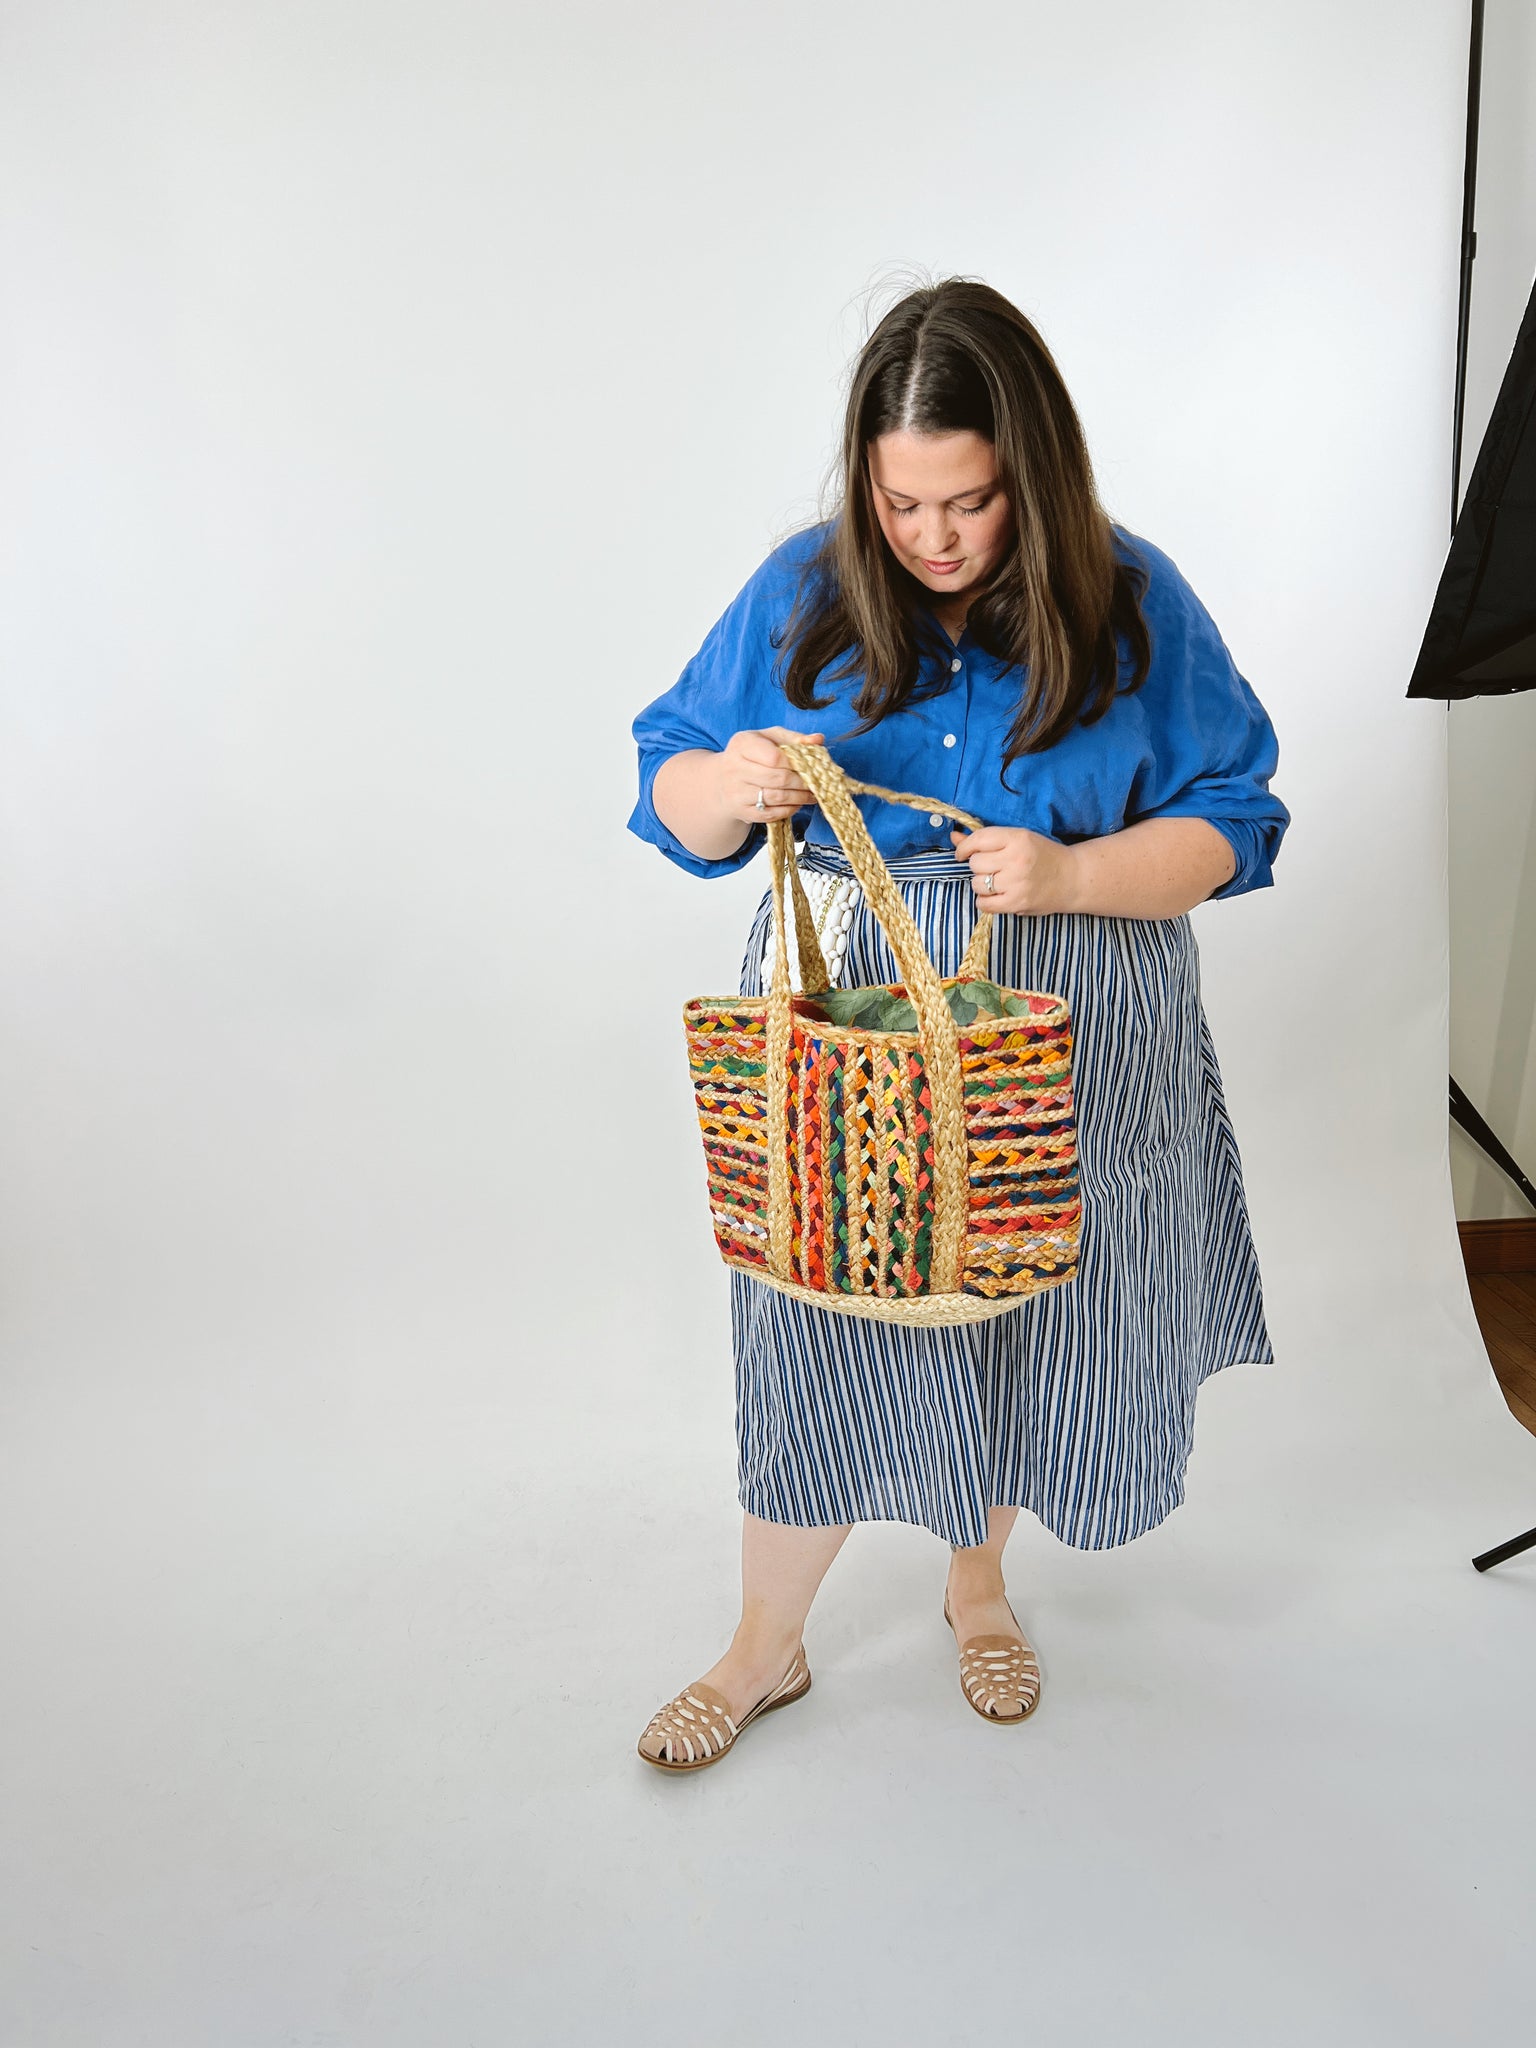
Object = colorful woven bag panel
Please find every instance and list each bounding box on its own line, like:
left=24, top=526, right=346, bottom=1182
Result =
left=781, top=1015, right=936, bottom=1299
left=684, top=990, right=1081, bottom=1303
left=958, top=1001, right=1080, bottom=1298
left=685, top=1001, right=772, bottom=1271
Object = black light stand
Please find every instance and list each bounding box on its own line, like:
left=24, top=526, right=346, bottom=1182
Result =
left=1450, top=1079, right=1536, bottom=1218
left=1449, top=0, right=1485, bottom=535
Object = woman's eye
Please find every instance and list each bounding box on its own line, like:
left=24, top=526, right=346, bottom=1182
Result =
left=889, top=498, right=990, bottom=517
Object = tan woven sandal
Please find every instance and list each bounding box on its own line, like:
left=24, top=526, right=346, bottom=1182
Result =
left=943, top=1594, right=1042, bottom=1723
left=637, top=1648, right=812, bottom=1772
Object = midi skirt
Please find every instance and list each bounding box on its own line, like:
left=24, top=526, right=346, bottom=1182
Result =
left=729, top=843, right=1275, bottom=1552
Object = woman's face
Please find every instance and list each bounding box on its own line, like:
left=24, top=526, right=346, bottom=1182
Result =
left=867, top=429, right=1013, bottom=601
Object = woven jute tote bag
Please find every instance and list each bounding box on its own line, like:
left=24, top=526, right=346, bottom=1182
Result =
left=683, top=740, right=1082, bottom=1326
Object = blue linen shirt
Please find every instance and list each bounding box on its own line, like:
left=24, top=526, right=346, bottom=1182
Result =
left=628, top=522, right=1288, bottom=901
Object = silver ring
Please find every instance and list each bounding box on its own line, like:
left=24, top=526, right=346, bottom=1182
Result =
left=755, top=788, right=766, bottom=813
left=980, top=873, right=996, bottom=895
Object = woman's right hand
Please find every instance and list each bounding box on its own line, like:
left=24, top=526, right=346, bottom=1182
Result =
left=650, top=728, right=827, bottom=864
left=713, top=727, right=825, bottom=825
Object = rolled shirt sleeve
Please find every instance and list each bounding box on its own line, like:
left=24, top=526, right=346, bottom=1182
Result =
left=1119, top=540, right=1290, bottom=901
left=628, top=533, right=827, bottom=878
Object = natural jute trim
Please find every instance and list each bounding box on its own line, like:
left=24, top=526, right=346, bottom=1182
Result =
left=723, top=1256, right=1032, bottom=1323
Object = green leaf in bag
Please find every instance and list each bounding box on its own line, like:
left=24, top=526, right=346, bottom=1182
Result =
left=801, top=977, right=1032, bottom=1035
left=950, top=978, right=1005, bottom=1016
left=810, top=987, right=919, bottom=1031
left=950, top=978, right=1044, bottom=1021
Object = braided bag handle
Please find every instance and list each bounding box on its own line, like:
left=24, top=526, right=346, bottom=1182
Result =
left=763, top=740, right=995, bottom=1296
left=828, top=766, right=996, bottom=983
left=769, top=832, right=835, bottom=995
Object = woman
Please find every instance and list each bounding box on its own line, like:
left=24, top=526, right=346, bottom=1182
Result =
left=627, top=279, right=1288, bottom=1769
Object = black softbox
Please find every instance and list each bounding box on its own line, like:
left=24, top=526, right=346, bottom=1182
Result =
left=1408, top=273, right=1536, bottom=699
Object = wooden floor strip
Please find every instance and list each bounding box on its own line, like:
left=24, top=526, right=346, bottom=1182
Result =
left=1483, top=1273, right=1536, bottom=1316
left=1471, top=1293, right=1536, bottom=1376
left=1464, top=1263, right=1536, bottom=1439
left=1483, top=1346, right=1536, bottom=1412
left=1460, top=1218, right=1536, bottom=1273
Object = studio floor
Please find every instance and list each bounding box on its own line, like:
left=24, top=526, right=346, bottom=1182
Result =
left=3, top=1264, right=1535, bottom=2048
left=1470, top=1265, right=1536, bottom=1435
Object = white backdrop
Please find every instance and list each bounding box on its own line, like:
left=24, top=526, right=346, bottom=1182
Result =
left=3, top=5, right=1535, bottom=2044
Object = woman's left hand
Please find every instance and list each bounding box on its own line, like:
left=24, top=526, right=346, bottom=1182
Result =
left=950, top=825, right=1080, bottom=915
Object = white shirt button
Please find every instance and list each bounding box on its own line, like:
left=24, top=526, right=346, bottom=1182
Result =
left=943, top=733, right=957, bottom=748
left=929, top=812, right=945, bottom=828
left=950, top=658, right=962, bottom=673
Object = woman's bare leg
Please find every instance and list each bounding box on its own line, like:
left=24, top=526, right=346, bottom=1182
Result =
left=693, top=1511, right=851, bottom=1719
left=944, top=1504, right=1024, bottom=1641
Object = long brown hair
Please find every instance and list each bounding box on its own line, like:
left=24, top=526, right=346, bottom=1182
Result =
left=776, top=279, right=1150, bottom=770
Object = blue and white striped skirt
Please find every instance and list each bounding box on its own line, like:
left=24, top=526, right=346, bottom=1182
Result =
left=729, top=843, right=1274, bottom=1552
